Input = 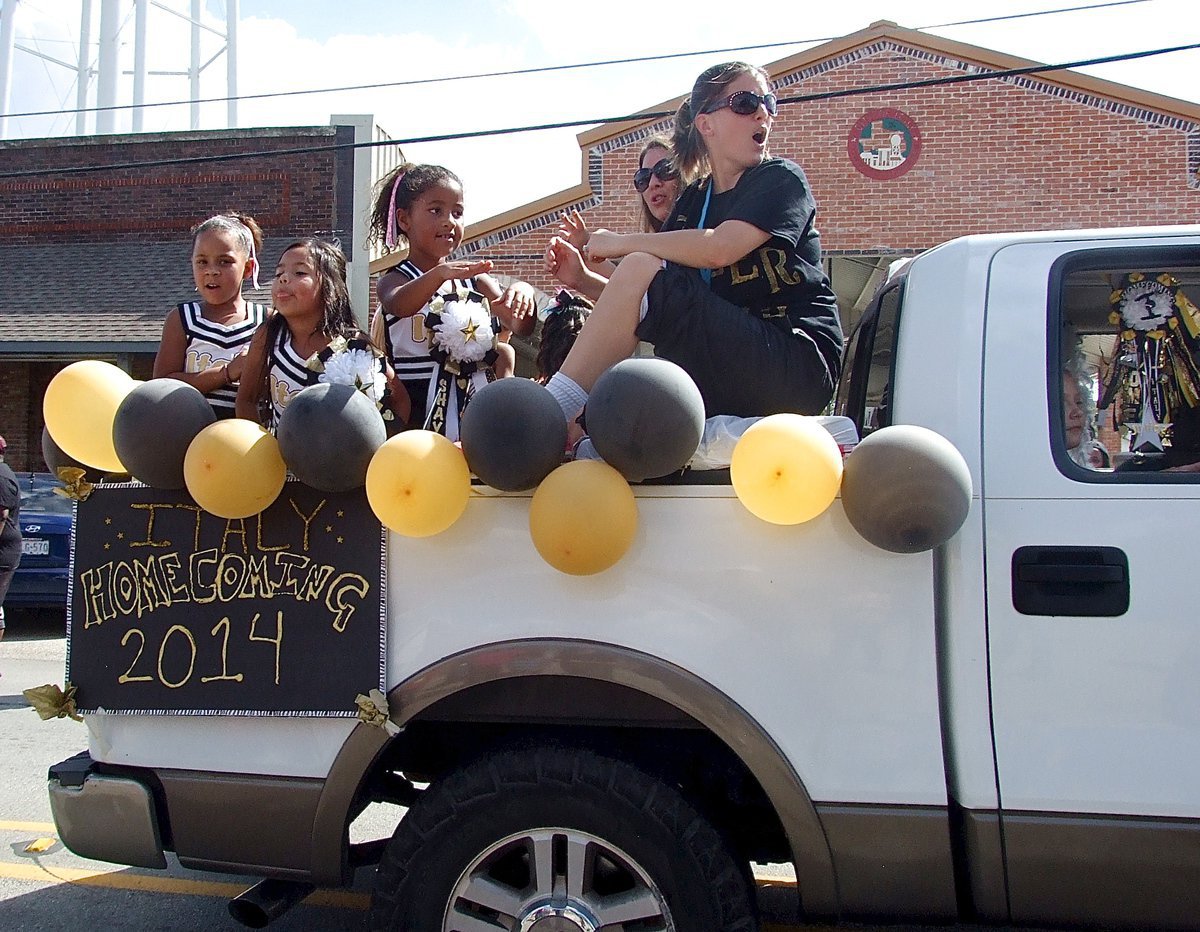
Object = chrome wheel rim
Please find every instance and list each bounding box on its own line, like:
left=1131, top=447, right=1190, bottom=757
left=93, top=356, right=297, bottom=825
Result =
left=442, top=827, right=674, bottom=932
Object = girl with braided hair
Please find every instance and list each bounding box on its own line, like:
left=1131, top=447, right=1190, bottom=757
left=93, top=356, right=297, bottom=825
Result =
left=536, top=292, right=593, bottom=384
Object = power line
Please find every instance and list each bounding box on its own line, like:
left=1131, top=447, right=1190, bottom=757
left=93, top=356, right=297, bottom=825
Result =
left=917, top=0, right=1146, bottom=30
left=2, top=39, right=1194, bottom=182
left=3, top=0, right=1153, bottom=121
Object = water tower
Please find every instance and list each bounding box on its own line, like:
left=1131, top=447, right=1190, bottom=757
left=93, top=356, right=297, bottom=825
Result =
left=0, top=0, right=240, bottom=138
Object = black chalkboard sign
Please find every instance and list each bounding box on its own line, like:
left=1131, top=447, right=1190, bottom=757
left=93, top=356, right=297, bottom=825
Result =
left=67, top=481, right=385, bottom=716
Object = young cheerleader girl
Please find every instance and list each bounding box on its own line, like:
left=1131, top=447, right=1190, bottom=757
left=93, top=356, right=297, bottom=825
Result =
left=154, top=212, right=270, bottom=417
left=369, top=163, right=537, bottom=440
left=235, top=238, right=407, bottom=429
left=535, top=291, right=593, bottom=384
left=545, top=61, right=843, bottom=428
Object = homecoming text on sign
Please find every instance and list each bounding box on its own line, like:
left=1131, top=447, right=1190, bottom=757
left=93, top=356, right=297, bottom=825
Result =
left=68, top=481, right=385, bottom=715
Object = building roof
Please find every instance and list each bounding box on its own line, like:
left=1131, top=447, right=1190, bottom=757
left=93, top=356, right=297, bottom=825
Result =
left=0, top=239, right=284, bottom=352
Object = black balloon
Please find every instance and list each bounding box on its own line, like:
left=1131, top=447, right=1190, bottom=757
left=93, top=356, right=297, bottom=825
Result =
left=41, top=424, right=87, bottom=475
left=586, top=358, right=705, bottom=481
left=112, top=379, right=216, bottom=488
left=840, top=425, right=973, bottom=553
left=277, top=383, right=386, bottom=492
left=460, top=379, right=567, bottom=491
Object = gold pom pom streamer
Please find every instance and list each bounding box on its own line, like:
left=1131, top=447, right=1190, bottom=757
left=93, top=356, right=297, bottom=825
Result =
left=23, top=682, right=83, bottom=722
left=355, top=688, right=400, bottom=735
left=53, top=466, right=93, bottom=501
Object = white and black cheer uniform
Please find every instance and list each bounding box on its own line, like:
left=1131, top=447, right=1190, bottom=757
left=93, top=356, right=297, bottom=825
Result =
left=376, top=259, right=496, bottom=440
left=264, top=325, right=318, bottom=429
left=178, top=300, right=269, bottom=416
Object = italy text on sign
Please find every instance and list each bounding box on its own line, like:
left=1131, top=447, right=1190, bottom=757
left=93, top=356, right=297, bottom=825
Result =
left=67, top=481, right=385, bottom=716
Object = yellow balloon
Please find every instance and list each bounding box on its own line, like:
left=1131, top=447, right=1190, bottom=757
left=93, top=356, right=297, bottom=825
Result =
left=365, top=431, right=471, bottom=537
left=529, top=460, right=637, bottom=575
left=183, top=420, right=286, bottom=519
left=730, top=414, right=843, bottom=525
left=42, top=360, right=135, bottom=472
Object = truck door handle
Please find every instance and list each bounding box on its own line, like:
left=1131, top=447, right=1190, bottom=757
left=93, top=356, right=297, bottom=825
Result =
left=1011, top=546, right=1129, bottom=617
left=1015, top=564, right=1125, bottom=585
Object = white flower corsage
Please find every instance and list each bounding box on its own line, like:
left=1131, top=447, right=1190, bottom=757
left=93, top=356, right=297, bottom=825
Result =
left=311, top=337, right=392, bottom=418
left=429, top=290, right=495, bottom=365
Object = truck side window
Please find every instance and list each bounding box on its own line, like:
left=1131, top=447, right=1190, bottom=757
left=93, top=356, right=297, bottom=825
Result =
left=837, top=278, right=903, bottom=439
left=1053, top=250, right=1200, bottom=478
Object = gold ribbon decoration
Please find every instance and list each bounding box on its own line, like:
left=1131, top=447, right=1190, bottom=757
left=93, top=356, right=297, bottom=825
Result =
left=53, top=466, right=93, bottom=502
left=355, top=689, right=400, bottom=735
left=24, top=682, right=83, bottom=722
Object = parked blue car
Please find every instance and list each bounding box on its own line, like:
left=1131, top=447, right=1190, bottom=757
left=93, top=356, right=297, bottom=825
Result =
left=8, top=473, right=72, bottom=610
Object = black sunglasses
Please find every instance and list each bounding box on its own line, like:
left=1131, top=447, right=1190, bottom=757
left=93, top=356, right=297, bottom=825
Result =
left=632, top=158, right=680, bottom=193
left=701, top=90, right=778, bottom=117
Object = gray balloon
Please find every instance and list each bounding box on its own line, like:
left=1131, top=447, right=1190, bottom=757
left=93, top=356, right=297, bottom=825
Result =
left=587, top=358, right=705, bottom=481
left=41, top=424, right=86, bottom=475
left=460, top=379, right=567, bottom=491
left=113, top=379, right=216, bottom=489
left=277, top=383, right=386, bottom=492
left=840, top=425, right=973, bottom=553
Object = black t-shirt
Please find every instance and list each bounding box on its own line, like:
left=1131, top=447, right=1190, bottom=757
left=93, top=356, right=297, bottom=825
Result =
left=666, top=158, right=843, bottom=372
left=0, top=462, right=20, bottom=556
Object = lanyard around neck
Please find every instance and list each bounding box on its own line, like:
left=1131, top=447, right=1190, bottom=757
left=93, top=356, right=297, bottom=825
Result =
left=697, top=180, right=714, bottom=285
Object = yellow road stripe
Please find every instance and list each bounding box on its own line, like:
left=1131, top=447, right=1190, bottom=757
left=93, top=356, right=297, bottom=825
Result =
left=0, top=820, right=57, bottom=833
left=0, top=861, right=370, bottom=909
left=0, top=853, right=792, bottom=909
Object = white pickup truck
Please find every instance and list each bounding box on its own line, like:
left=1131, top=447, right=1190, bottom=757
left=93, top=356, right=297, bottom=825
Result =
left=47, top=224, right=1200, bottom=931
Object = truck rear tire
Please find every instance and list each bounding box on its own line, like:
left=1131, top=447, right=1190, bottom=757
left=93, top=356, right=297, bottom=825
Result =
left=368, top=744, right=757, bottom=931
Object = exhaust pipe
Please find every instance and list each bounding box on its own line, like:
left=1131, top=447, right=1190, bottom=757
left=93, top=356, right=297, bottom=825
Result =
left=228, top=878, right=316, bottom=928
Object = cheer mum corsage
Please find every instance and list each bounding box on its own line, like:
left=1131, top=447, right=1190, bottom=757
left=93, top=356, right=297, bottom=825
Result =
left=306, top=336, right=394, bottom=420
left=426, top=287, right=498, bottom=375
left=1100, top=272, right=1200, bottom=452
left=423, top=287, right=499, bottom=434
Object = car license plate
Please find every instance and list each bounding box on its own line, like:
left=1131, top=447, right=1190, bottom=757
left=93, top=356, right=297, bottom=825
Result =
left=22, top=538, right=50, bottom=556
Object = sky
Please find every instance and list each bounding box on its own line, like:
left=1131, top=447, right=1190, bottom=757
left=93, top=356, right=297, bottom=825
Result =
left=3, top=0, right=1198, bottom=224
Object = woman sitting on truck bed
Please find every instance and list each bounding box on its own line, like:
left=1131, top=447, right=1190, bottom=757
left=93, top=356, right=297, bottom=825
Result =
left=542, top=61, right=843, bottom=431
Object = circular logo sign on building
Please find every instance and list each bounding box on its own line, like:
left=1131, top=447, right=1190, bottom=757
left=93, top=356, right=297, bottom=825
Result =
left=849, top=109, right=921, bottom=180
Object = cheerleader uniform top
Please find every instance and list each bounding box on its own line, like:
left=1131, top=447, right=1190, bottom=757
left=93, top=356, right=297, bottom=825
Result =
left=265, top=326, right=392, bottom=432
left=376, top=259, right=496, bottom=440
left=265, top=325, right=318, bottom=429
left=178, top=300, right=269, bottom=415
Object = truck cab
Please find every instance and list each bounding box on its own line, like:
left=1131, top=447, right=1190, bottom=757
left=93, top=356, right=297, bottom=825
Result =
left=841, top=224, right=1200, bottom=928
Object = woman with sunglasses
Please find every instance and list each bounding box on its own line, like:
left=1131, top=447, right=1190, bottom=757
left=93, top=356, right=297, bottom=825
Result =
left=544, top=61, right=842, bottom=435
left=546, top=136, right=684, bottom=301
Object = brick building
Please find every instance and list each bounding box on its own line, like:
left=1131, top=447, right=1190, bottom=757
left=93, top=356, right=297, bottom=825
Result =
left=419, top=20, right=1198, bottom=354
left=0, top=118, right=400, bottom=471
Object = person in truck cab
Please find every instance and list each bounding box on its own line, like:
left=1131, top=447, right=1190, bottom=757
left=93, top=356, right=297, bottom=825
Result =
left=1063, top=369, right=1109, bottom=469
